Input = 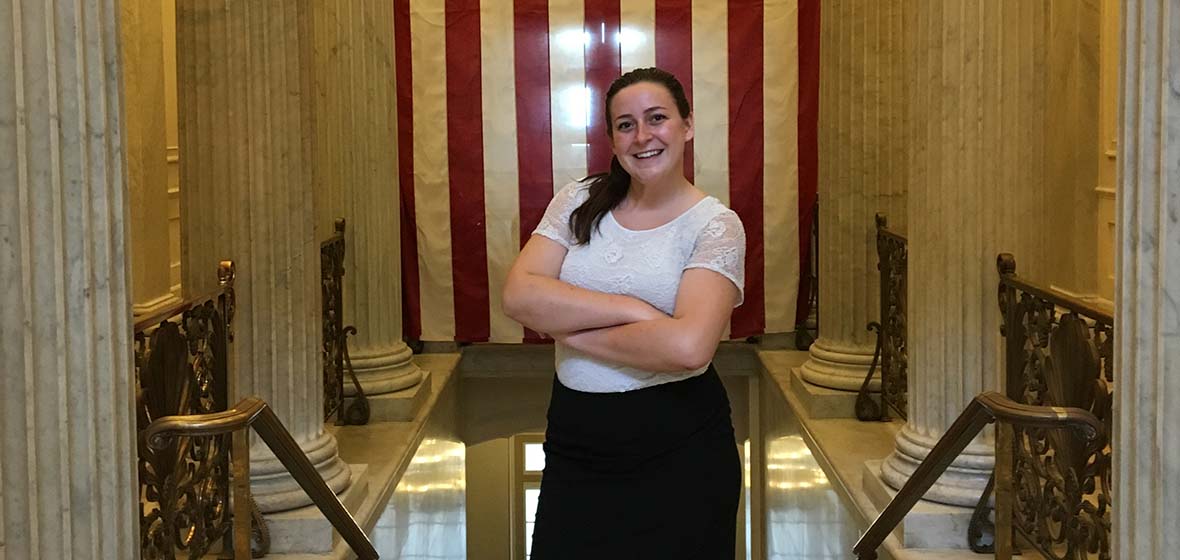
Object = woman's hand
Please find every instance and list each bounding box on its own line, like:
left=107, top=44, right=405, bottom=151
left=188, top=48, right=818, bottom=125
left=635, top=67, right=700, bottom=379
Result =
left=625, top=299, right=669, bottom=323
left=504, top=234, right=673, bottom=334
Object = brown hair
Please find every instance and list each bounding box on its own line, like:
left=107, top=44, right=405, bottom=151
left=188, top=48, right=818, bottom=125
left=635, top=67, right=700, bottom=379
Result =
left=568, top=67, right=692, bottom=245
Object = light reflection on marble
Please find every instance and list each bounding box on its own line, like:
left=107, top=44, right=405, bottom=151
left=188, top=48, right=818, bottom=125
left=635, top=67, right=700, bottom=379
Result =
left=366, top=370, right=869, bottom=559
left=372, top=437, right=467, bottom=559
left=761, top=381, right=862, bottom=559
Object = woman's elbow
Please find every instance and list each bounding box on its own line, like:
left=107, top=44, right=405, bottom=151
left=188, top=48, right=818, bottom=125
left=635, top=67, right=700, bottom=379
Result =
left=501, top=281, right=527, bottom=322
left=675, top=335, right=718, bottom=371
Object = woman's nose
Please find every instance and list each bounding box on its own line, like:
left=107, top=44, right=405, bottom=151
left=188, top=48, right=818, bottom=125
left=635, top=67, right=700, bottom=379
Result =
left=636, top=123, right=653, bottom=142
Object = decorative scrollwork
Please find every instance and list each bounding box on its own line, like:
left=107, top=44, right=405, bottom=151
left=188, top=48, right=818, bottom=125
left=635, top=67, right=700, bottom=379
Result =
left=322, top=220, right=347, bottom=422
left=876, top=214, right=908, bottom=420
left=322, top=219, right=369, bottom=425
left=136, top=289, right=235, bottom=559
left=994, top=254, right=1112, bottom=560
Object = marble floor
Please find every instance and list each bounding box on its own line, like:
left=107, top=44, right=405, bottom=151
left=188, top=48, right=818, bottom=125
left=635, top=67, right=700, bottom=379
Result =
left=370, top=371, right=866, bottom=559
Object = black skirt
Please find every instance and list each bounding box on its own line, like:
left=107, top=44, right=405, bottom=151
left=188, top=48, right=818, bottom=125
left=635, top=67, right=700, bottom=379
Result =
left=530, top=366, right=741, bottom=560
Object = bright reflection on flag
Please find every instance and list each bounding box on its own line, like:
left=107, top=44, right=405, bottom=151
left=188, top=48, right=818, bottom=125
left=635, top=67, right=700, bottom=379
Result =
left=617, top=27, right=647, bottom=54
left=559, top=85, right=592, bottom=129
left=555, top=28, right=592, bottom=52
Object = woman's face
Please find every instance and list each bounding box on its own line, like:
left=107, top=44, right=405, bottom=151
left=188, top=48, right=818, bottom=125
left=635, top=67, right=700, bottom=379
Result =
left=607, top=81, right=693, bottom=187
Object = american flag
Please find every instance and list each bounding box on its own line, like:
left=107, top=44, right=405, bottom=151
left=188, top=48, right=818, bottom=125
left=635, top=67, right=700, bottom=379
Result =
left=396, top=0, right=819, bottom=343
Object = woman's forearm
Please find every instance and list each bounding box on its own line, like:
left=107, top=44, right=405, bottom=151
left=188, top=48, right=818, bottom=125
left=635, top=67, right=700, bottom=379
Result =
left=502, top=273, right=665, bottom=334
left=558, top=317, right=716, bottom=373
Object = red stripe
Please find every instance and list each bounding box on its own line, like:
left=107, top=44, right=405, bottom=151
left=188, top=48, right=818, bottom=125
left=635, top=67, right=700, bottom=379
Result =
left=795, top=0, right=821, bottom=326
left=655, top=0, right=694, bottom=182
left=395, top=0, right=421, bottom=341
left=728, top=0, right=765, bottom=338
left=515, top=0, right=554, bottom=343
left=585, top=1, right=621, bottom=174
left=446, top=0, right=491, bottom=342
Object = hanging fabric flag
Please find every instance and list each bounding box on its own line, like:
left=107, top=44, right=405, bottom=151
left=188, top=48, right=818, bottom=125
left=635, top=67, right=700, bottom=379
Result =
left=397, top=0, right=819, bottom=343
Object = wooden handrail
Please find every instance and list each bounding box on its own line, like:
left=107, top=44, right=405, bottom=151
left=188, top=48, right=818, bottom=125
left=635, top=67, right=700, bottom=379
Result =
left=134, top=260, right=236, bottom=332
left=997, top=253, right=1113, bottom=324
left=852, top=391, right=1104, bottom=560
left=145, top=397, right=379, bottom=559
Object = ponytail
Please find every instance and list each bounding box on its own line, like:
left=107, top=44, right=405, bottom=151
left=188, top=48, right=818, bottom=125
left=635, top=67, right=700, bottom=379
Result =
left=569, top=156, right=630, bottom=246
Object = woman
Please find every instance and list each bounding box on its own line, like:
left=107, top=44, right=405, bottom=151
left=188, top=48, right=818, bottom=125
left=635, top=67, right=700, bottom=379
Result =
left=502, top=67, right=746, bottom=559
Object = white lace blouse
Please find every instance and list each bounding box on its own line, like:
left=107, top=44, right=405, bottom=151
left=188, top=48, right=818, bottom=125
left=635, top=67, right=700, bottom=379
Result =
left=532, top=180, right=747, bottom=393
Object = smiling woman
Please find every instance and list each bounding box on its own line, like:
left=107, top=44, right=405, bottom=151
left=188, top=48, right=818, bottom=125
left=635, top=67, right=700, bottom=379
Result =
left=501, top=67, right=748, bottom=559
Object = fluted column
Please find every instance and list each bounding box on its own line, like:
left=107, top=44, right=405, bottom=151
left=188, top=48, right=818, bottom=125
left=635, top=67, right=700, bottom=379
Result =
left=1113, top=1, right=1180, bottom=556
left=312, top=0, right=423, bottom=396
left=880, top=1, right=1049, bottom=506
left=122, top=0, right=182, bottom=317
left=1, top=1, right=139, bottom=557
left=178, top=0, right=350, bottom=512
left=801, top=0, right=907, bottom=392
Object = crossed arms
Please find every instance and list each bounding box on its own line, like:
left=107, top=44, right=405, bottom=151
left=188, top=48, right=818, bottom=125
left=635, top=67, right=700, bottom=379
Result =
left=501, top=234, right=740, bottom=373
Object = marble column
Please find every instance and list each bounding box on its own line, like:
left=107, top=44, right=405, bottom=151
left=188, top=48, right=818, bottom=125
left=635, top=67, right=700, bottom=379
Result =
left=177, top=0, right=350, bottom=512
left=800, top=0, right=907, bottom=392
left=880, top=1, right=1050, bottom=506
left=312, top=0, right=423, bottom=396
left=122, top=0, right=182, bottom=317
left=0, top=1, right=139, bottom=557
left=1113, top=1, right=1180, bottom=556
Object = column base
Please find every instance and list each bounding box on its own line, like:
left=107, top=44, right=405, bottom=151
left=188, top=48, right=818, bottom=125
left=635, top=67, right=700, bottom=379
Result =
left=365, top=369, right=433, bottom=422
left=862, top=460, right=980, bottom=550
left=788, top=367, right=864, bottom=418
left=345, top=342, right=424, bottom=396
left=879, top=425, right=993, bottom=507
left=265, top=464, right=370, bottom=553
left=799, top=338, right=878, bottom=391
left=251, top=431, right=352, bottom=513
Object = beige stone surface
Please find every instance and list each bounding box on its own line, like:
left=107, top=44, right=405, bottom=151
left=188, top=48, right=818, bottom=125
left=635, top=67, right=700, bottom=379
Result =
left=264, top=353, right=460, bottom=559
left=175, top=0, right=349, bottom=513
left=761, top=351, right=984, bottom=560
left=312, top=0, right=423, bottom=397
left=0, top=2, right=138, bottom=557
left=1113, top=1, right=1180, bottom=557
left=881, top=1, right=1063, bottom=508
left=801, top=0, right=907, bottom=395
left=122, top=0, right=182, bottom=317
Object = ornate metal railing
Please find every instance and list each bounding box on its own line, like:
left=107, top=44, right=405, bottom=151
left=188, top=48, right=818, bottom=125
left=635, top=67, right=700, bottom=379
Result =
left=322, top=218, right=369, bottom=425
left=988, top=253, right=1113, bottom=559
left=853, top=392, right=1105, bottom=560
left=135, top=260, right=268, bottom=559
left=795, top=201, right=819, bottom=350
left=145, top=397, right=379, bottom=560
left=856, top=214, right=908, bottom=421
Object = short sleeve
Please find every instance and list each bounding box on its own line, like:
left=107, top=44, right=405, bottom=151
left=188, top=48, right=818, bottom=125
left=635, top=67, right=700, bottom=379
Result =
left=531, top=181, right=589, bottom=248
left=684, top=210, right=746, bottom=307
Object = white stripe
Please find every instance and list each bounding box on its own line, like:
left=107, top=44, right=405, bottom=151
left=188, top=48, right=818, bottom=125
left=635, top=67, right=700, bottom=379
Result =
left=481, top=0, right=524, bottom=343
left=693, top=1, right=731, bottom=337
left=620, top=0, right=656, bottom=73
left=411, top=0, right=456, bottom=340
left=549, top=0, right=588, bottom=191
left=763, top=0, right=800, bottom=332
left=691, top=0, right=729, bottom=207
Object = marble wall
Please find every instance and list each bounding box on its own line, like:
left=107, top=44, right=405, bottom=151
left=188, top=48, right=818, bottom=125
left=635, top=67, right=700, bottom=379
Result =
left=1043, top=0, right=1103, bottom=299
left=1113, top=0, right=1180, bottom=555
left=122, top=0, right=181, bottom=317
left=1, top=1, right=139, bottom=557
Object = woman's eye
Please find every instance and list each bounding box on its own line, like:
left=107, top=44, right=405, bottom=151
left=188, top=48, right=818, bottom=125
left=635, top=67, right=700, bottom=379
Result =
left=616, top=121, right=633, bottom=131
left=649, top=114, right=668, bottom=123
